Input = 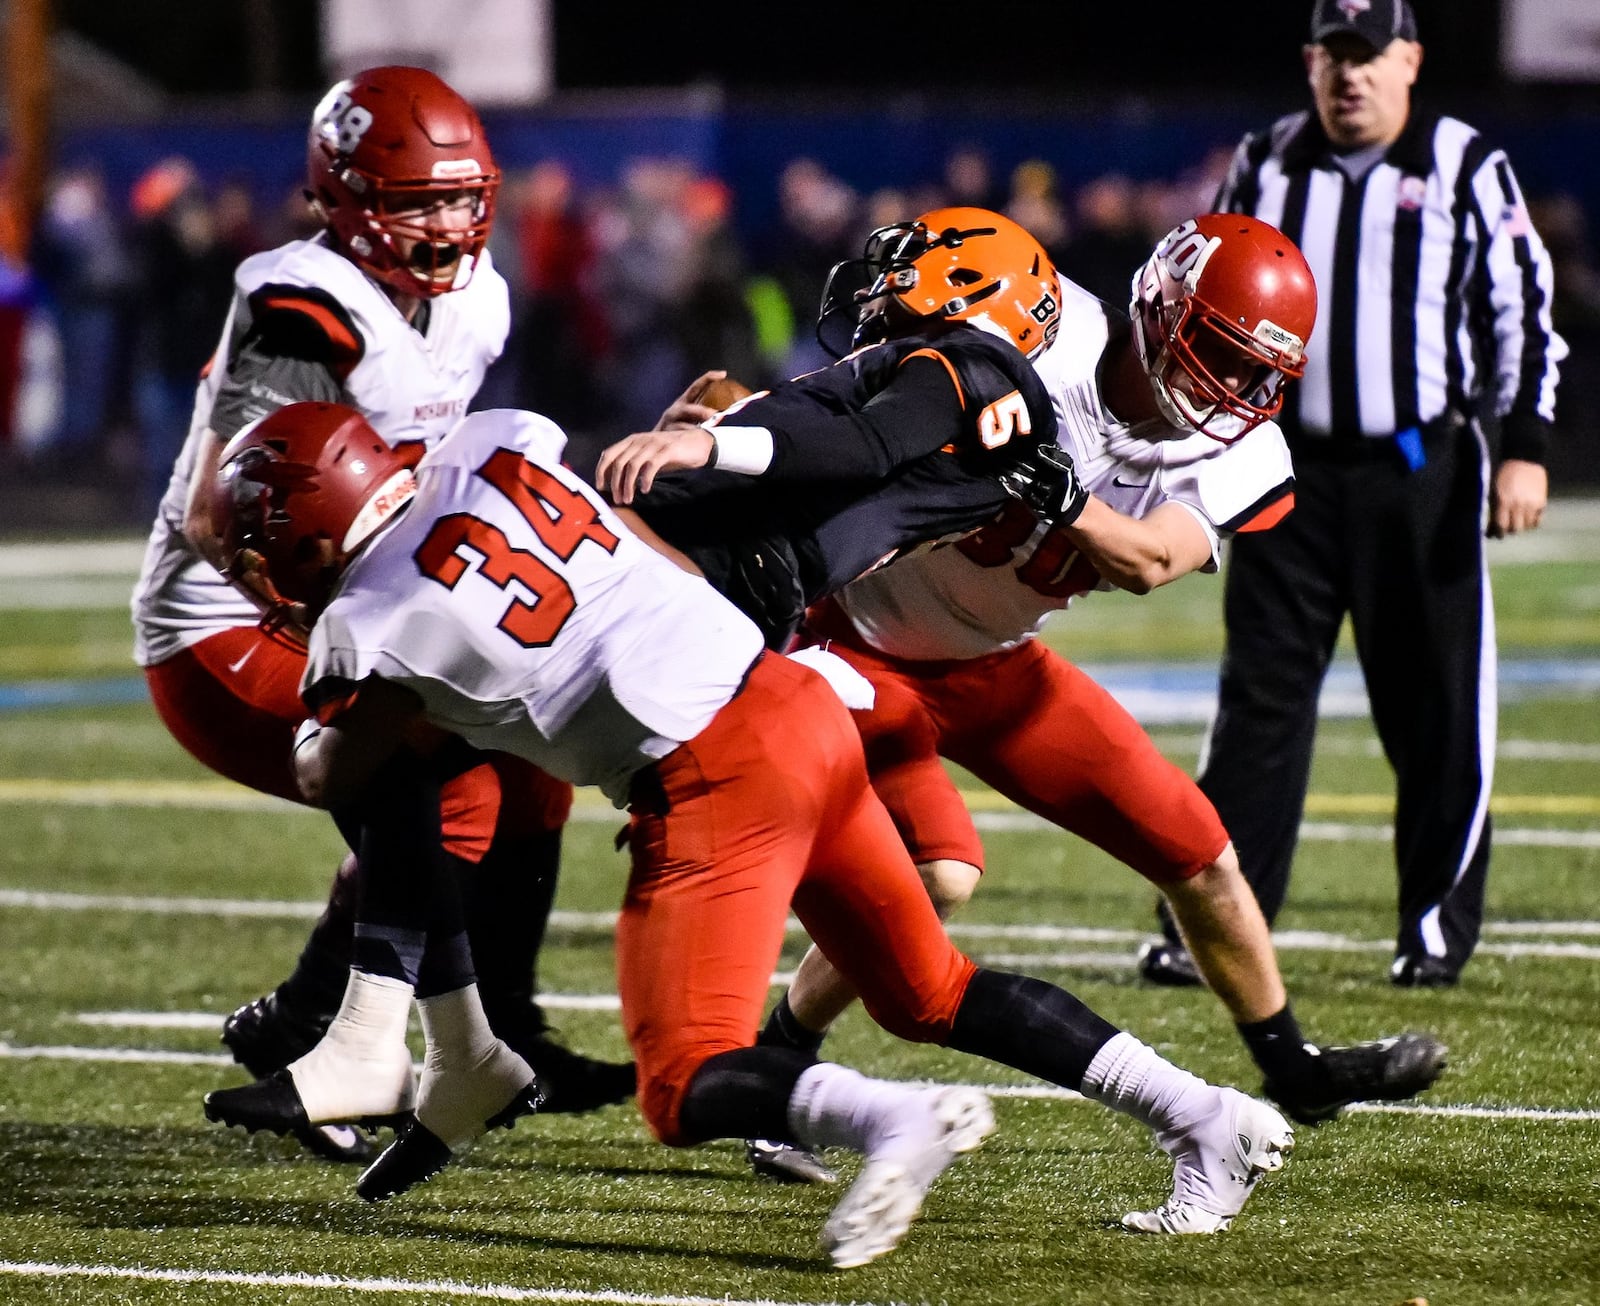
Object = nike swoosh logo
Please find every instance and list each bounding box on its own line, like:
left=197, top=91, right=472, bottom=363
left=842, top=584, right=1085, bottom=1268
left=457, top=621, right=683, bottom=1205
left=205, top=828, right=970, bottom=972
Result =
left=1111, top=475, right=1151, bottom=489
left=227, top=646, right=257, bottom=675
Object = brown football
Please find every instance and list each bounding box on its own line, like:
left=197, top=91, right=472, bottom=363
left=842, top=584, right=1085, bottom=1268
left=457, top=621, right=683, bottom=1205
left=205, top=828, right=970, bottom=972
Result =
left=700, top=376, right=753, bottom=412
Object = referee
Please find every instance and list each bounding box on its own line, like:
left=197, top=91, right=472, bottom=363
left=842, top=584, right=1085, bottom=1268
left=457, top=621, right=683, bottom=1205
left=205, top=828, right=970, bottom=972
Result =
left=1141, top=0, right=1567, bottom=989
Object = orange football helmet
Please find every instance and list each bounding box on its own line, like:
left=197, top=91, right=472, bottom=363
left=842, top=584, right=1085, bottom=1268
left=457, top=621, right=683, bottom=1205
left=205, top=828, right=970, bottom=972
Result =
left=306, top=65, right=500, bottom=298
left=819, top=206, right=1061, bottom=360
left=1130, top=213, right=1316, bottom=443
left=214, top=402, right=419, bottom=635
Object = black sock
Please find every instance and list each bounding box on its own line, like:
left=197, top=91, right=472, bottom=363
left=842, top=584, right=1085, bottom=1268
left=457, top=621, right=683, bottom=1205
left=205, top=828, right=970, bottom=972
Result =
left=273, top=853, right=361, bottom=1017
left=1237, top=1004, right=1315, bottom=1084
left=757, top=993, right=826, bottom=1055
left=677, top=1046, right=816, bottom=1144
left=348, top=753, right=449, bottom=988
left=947, top=969, right=1119, bottom=1092
left=466, top=829, right=562, bottom=1024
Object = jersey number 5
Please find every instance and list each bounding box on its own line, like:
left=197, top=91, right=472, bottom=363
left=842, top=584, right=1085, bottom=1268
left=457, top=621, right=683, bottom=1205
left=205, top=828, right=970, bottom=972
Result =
left=414, top=448, right=620, bottom=648
left=977, top=390, right=1032, bottom=449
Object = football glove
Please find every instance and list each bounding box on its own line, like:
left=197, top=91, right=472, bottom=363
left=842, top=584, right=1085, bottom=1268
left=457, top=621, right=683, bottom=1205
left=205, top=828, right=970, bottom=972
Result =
left=996, top=441, right=1089, bottom=526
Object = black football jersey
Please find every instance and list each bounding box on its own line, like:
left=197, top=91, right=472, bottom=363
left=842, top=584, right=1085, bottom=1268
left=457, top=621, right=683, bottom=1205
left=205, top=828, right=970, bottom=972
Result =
left=633, top=325, right=1058, bottom=646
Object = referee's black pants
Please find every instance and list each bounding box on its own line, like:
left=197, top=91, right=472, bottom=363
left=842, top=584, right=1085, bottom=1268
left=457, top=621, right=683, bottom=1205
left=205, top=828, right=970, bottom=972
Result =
left=1180, top=423, right=1494, bottom=976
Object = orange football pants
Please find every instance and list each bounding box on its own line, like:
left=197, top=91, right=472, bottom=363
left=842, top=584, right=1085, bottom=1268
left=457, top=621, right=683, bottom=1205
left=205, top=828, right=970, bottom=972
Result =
left=808, top=606, right=1227, bottom=884
left=616, top=652, right=978, bottom=1145
left=144, top=626, right=573, bottom=857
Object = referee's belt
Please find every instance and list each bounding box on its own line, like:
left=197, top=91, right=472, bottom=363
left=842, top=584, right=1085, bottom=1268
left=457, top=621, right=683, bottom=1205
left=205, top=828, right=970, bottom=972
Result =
left=1288, top=414, right=1467, bottom=469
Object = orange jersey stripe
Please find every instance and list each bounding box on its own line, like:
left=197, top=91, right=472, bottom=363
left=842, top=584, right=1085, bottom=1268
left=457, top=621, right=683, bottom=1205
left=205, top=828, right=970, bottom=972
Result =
left=1235, top=492, right=1295, bottom=533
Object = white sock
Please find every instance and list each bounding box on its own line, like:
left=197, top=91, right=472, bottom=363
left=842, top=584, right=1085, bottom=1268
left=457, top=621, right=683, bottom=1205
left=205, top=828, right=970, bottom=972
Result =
left=1080, top=1032, right=1214, bottom=1134
left=787, top=1062, right=909, bottom=1157
left=287, top=969, right=415, bottom=1120
left=414, top=984, right=535, bottom=1151
left=417, top=984, right=498, bottom=1069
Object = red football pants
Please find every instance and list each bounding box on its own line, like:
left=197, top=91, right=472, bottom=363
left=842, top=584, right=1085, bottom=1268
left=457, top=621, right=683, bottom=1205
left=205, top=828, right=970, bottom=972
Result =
left=813, top=616, right=1227, bottom=884
left=616, top=652, right=978, bottom=1145
left=144, top=627, right=573, bottom=856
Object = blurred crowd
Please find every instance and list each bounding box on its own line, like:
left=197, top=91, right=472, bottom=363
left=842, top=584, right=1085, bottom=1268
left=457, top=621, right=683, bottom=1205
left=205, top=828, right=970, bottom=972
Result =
left=3, top=142, right=1599, bottom=523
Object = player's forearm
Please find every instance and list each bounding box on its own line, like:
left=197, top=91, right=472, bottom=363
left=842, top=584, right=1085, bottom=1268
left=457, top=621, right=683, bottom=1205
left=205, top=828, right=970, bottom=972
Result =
left=1061, top=497, right=1183, bottom=594
left=181, top=427, right=228, bottom=569
left=294, top=678, right=424, bottom=808
left=755, top=363, right=961, bottom=480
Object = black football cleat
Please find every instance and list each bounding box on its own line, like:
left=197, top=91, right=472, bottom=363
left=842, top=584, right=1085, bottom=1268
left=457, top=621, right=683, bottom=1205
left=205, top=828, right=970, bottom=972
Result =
left=217, top=996, right=380, bottom=1162
left=221, top=992, right=332, bottom=1078
left=516, top=1034, right=635, bottom=1114
left=1135, top=940, right=1204, bottom=988
left=356, top=1119, right=454, bottom=1201
left=356, top=1078, right=542, bottom=1201
left=1263, top=1032, right=1449, bottom=1125
left=488, top=1004, right=636, bottom=1114
left=203, top=1068, right=412, bottom=1139
left=747, top=1138, right=838, bottom=1185
left=1390, top=953, right=1460, bottom=988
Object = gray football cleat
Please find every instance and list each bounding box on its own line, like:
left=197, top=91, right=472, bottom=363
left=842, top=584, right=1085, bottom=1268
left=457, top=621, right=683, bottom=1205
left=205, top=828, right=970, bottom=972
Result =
left=747, top=1138, right=838, bottom=1185
left=1122, top=1087, right=1294, bottom=1235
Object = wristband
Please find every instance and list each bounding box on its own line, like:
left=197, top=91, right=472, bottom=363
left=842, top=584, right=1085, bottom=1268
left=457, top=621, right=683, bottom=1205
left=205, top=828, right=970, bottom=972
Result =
left=708, top=425, right=775, bottom=476
left=292, top=717, right=324, bottom=758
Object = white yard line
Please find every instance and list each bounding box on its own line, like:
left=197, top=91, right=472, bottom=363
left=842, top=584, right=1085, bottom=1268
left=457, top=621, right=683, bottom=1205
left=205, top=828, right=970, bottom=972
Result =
left=0, top=1261, right=842, bottom=1306
left=8, top=889, right=1599, bottom=952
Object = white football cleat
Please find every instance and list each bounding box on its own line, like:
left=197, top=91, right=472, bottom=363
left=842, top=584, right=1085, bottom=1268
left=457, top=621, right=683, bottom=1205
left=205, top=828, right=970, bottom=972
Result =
left=822, top=1085, right=994, bottom=1269
left=1122, top=1087, right=1294, bottom=1235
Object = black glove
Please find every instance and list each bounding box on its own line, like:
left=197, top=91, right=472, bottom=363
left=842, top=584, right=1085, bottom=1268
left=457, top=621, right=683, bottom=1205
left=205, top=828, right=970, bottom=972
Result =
left=996, top=441, right=1089, bottom=526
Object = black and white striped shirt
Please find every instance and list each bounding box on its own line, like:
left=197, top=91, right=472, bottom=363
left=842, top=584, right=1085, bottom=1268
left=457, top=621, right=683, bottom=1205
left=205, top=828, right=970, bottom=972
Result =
left=1215, top=108, right=1566, bottom=462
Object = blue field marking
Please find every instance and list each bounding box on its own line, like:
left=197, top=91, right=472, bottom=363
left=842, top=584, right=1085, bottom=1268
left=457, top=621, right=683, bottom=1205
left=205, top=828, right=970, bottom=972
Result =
left=0, top=677, right=149, bottom=711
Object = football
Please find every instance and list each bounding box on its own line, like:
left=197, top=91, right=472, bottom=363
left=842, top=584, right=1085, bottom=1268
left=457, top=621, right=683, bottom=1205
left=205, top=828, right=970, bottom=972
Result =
left=699, top=375, right=753, bottom=412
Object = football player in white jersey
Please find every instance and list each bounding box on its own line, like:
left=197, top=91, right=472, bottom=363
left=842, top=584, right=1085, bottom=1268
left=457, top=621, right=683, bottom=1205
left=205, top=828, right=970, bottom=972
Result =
left=203, top=400, right=1300, bottom=1259
left=741, top=214, right=1447, bottom=1184
left=129, top=66, right=630, bottom=1153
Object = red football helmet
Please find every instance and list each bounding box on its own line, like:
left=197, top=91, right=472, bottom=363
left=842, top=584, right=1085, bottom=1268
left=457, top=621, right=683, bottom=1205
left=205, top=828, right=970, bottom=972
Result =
left=818, top=206, right=1061, bottom=360
left=306, top=65, right=500, bottom=298
left=213, top=402, right=419, bottom=635
left=1130, top=213, right=1316, bottom=443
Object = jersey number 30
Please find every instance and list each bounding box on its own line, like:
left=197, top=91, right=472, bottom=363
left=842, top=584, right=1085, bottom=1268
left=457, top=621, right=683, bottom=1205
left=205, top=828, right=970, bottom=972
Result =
left=414, top=448, right=619, bottom=647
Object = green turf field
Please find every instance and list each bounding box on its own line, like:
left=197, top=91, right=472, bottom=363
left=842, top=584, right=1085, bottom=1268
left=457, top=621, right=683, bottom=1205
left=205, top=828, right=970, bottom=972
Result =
left=1, top=510, right=1597, bottom=1306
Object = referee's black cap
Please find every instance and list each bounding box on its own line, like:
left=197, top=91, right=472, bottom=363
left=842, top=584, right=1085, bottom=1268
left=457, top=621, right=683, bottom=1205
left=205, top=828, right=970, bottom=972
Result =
left=1309, top=0, right=1418, bottom=49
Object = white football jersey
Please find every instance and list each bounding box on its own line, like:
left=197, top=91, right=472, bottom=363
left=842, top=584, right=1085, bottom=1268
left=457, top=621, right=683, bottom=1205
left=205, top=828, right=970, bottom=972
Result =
left=834, top=277, right=1295, bottom=661
left=131, top=236, right=509, bottom=665
left=307, top=409, right=766, bottom=805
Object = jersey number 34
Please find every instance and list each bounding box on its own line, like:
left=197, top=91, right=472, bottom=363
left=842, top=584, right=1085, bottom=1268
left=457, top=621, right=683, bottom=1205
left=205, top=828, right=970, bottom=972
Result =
left=414, top=449, right=620, bottom=648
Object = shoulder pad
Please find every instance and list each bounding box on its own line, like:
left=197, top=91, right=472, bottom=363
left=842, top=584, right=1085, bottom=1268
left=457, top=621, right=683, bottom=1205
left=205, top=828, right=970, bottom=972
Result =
left=244, top=283, right=367, bottom=380
left=900, top=326, right=1060, bottom=447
